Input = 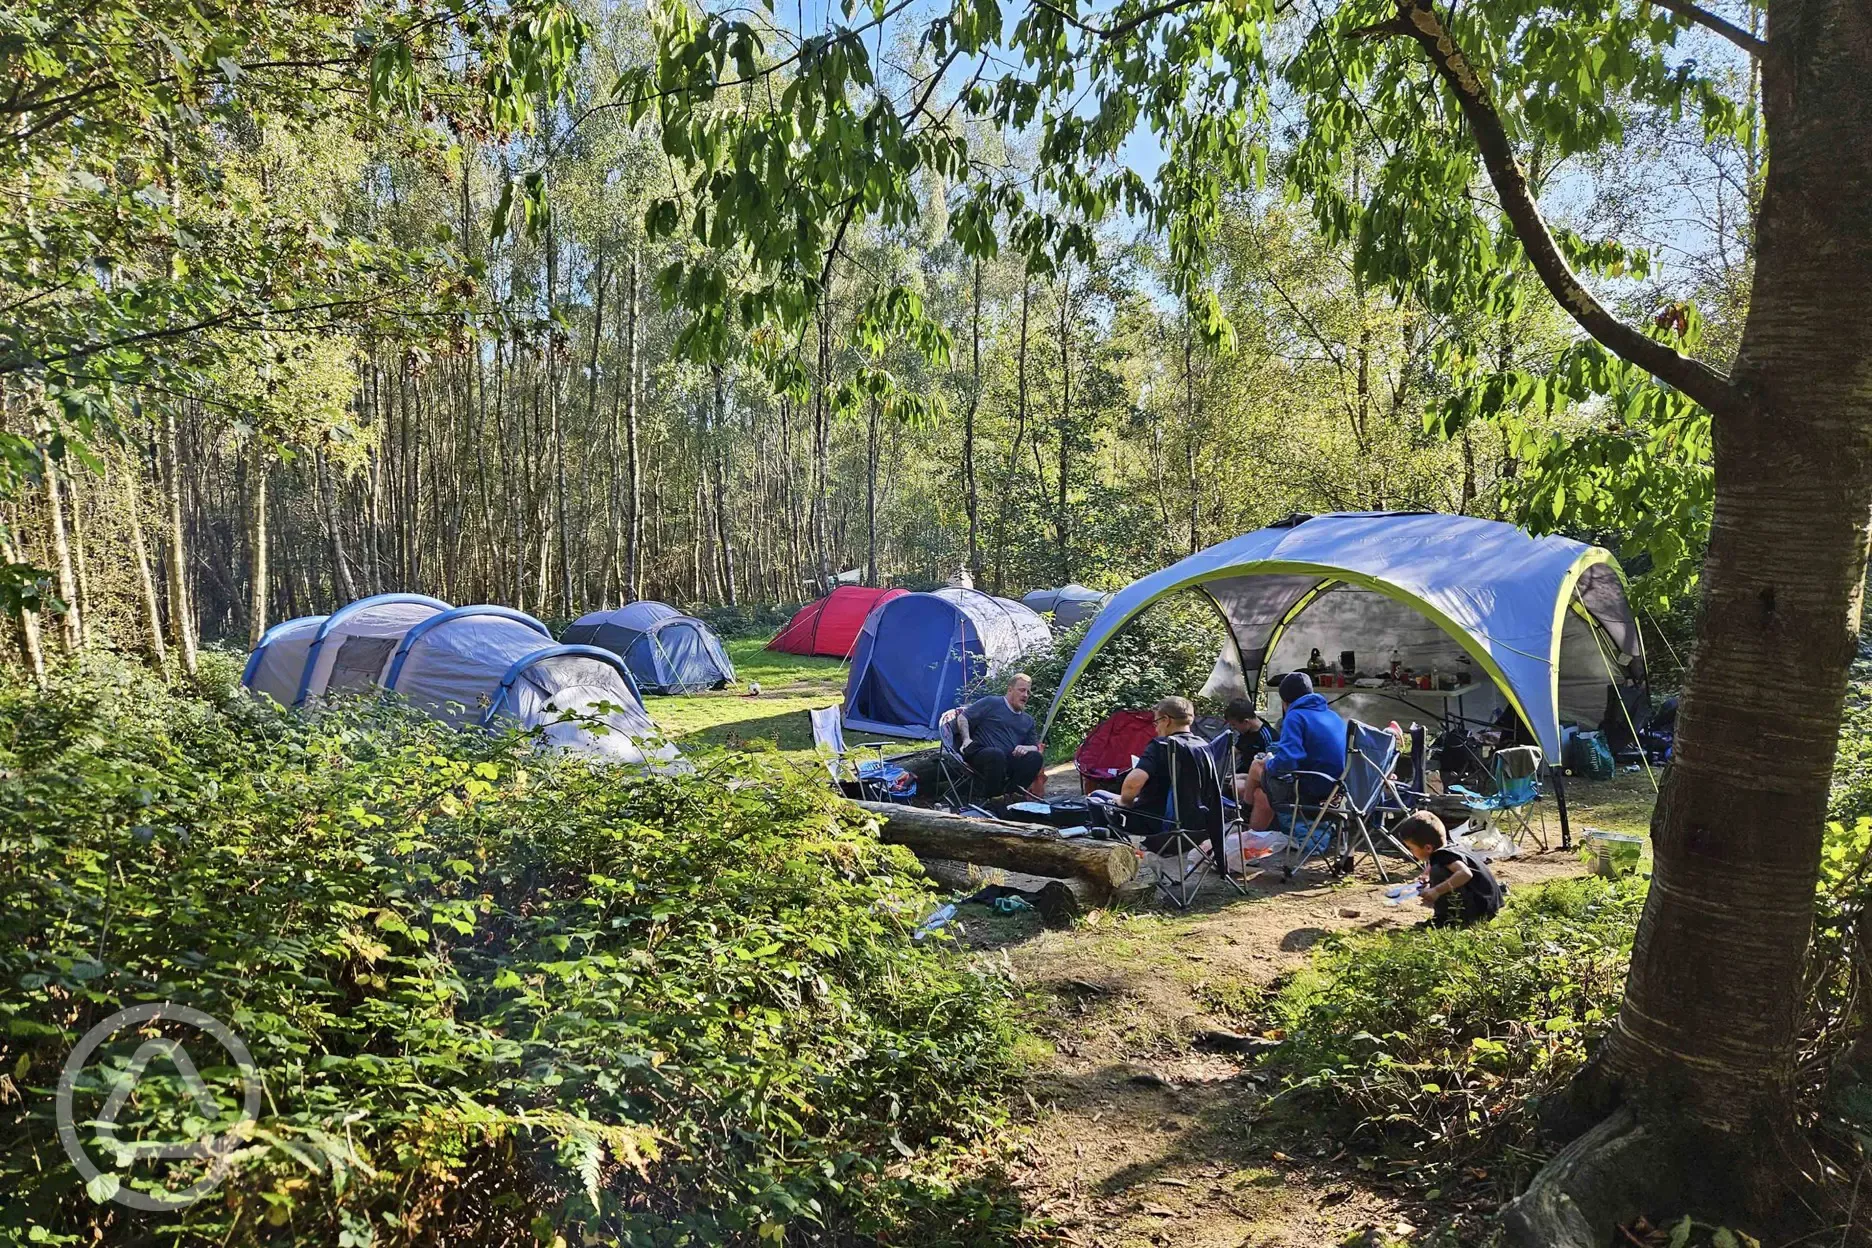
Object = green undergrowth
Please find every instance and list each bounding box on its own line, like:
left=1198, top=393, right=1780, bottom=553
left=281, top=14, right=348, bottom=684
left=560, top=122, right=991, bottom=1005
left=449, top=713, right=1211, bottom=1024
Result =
left=1261, top=876, right=1648, bottom=1196
left=0, top=659, right=1027, bottom=1246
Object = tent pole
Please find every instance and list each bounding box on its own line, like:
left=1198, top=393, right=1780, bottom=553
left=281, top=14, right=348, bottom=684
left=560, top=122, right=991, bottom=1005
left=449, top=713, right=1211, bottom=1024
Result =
left=1551, top=767, right=1573, bottom=850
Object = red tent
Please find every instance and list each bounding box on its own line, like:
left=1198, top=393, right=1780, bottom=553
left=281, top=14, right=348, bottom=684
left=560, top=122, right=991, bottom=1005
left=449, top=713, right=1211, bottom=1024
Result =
left=1074, top=709, right=1159, bottom=795
left=767, top=586, right=908, bottom=658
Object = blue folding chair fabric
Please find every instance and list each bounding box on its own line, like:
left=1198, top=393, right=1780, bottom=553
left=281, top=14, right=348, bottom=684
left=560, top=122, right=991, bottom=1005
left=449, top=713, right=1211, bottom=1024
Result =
left=1276, top=721, right=1406, bottom=883
left=1450, top=745, right=1547, bottom=848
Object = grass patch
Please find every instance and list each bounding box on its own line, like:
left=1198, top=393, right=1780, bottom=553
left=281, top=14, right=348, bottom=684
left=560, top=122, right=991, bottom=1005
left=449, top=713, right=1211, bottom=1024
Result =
left=648, top=639, right=936, bottom=761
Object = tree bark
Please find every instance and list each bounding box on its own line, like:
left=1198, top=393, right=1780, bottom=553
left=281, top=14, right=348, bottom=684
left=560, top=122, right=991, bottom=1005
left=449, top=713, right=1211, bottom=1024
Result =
left=36, top=418, right=81, bottom=654
left=1469, top=0, right=1872, bottom=1237
left=624, top=252, right=643, bottom=603
left=121, top=459, right=166, bottom=667
left=964, top=256, right=983, bottom=582
left=0, top=520, right=46, bottom=684
left=245, top=440, right=269, bottom=649
left=158, top=407, right=197, bottom=676
left=854, top=801, right=1139, bottom=894
left=991, top=276, right=1032, bottom=596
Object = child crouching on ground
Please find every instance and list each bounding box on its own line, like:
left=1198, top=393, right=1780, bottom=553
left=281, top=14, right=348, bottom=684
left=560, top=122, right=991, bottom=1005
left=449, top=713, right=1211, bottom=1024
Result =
left=1396, top=811, right=1505, bottom=927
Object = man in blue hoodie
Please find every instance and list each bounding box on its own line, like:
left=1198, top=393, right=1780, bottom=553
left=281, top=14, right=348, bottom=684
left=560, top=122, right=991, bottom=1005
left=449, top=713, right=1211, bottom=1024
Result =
left=1243, top=671, right=1347, bottom=830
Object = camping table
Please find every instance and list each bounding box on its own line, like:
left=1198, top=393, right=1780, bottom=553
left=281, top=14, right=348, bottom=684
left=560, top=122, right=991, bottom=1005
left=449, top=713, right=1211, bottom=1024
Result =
left=1310, top=680, right=1486, bottom=736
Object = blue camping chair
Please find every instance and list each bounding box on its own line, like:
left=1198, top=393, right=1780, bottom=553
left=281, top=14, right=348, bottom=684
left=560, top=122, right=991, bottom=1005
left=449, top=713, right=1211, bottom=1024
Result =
left=1449, top=745, right=1548, bottom=850
left=1276, top=720, right=1406, bottom=884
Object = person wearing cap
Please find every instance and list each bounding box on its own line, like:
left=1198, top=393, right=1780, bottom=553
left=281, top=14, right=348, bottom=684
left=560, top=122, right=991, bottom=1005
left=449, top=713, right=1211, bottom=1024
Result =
left=1242, top=671, right=1347, bottom=830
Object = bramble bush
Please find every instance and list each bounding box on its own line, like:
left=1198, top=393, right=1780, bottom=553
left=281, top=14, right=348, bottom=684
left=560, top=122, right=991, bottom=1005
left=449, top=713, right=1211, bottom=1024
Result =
left=1263, top=876, right=1647, bottom=1192
left=0, top=659, right=1025, bottom=1246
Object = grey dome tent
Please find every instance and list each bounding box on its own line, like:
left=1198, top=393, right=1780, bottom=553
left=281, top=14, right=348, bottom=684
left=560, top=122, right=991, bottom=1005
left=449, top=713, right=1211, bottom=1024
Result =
left=1022, top=584, right=1113, bottom=628
left=243, top=614, right=327, bottom=706
left=561, top=600, right=736, bottom=695
left=1042, top=512, right=1646, bottom=839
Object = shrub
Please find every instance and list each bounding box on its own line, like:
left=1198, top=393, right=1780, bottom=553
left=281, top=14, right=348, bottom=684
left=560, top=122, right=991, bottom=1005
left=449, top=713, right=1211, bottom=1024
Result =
left=0, top=660, right=1024, bottom=1246
left=1263, top=876, right=1647, bottom=1187
left=688, top=601, right=804, bottom=641
left=996, top=591, right=1227, bottom=757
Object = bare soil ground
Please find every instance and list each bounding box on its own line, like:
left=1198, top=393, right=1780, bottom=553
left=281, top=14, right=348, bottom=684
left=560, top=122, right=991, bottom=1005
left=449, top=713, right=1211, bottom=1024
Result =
left=950, top=771, right=1621, bottom=1247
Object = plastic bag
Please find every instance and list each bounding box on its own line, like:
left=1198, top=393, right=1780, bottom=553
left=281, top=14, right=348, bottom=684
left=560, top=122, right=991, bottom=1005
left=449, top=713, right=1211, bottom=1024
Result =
left=1220, top=829, right=1289, bottom=871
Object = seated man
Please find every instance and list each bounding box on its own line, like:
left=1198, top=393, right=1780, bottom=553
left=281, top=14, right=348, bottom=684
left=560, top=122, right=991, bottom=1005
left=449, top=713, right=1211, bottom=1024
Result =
left=1110, top=696, right=1228, bottom=868
left=1243, top=671, right=1347, bottom=830
left=1210, top=696, right=1274, bottom=804
left=954, top=672, right=1047, bottom=798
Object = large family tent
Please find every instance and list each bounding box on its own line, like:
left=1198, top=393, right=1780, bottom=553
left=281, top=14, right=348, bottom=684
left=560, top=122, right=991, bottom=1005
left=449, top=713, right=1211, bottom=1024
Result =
left=842, top=588, right=1053, bottom=737
left=293, top=593, right=452, bottom=706
left=1022, top=584, right=1113, bottom=629
left=240, top=596, right=669, bottom=763
left=561, top=601, right=736, bottom=694
left=1043, top=512, right=1643, bottom=773
left=381, top=605, right=554, bottom=725
left=768, top=585, right=908, bottom=657
left=243, top=615, right=327, bottom=706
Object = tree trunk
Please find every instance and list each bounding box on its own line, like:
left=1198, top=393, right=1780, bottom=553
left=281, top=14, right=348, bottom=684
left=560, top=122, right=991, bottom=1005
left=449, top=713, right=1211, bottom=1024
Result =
left=991, top=276, right=1032, bottom=595
left=1506, top=0, right=1872, bottom=1238
left=964, top=256, right=983, bottom=582
left=812, top=307, right=834, bottom=593
left=865, top=394, right=879, bottom=585
left=246, top=441, right=269, bottom=649
left=1055, top=269, right=1071, bottom=582
left=159, top=407, right=197, bottom=676
left=624, top=252, right=643, bottom=603
left=37, top=419, right=82, bottom=654
left=67, top=462, right=93, bottom=648
left=317, top=450, right=358, bottom=602
left=0, top=521, right=46, bottom=684
left=854, top=801, right=1138, bottom=894
left=121, top=459, right=166, bottom=667
left=713, top=367, right=737, bottom=606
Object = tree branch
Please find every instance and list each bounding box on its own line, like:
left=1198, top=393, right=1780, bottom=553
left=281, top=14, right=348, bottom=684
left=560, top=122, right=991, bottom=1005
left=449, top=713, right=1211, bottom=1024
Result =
left=1644, top=0, right=1768, bottom=59
left=1386, top=0, right=1746, bottom=421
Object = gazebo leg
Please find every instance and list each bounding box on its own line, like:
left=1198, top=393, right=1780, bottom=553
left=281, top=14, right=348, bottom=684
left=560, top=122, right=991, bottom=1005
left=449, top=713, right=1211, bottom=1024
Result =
left=1552, top=769, right=1573, bottom=850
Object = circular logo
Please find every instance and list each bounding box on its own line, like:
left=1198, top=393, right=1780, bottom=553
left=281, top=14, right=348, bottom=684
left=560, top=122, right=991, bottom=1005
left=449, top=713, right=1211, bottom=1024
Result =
left=56, top=1003, right=264, bottom=1211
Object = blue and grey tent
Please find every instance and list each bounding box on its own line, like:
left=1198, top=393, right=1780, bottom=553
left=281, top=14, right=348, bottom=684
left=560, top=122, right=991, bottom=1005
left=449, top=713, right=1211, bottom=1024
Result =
left=561, top=601, right=736, bottom=695
left=241, top=597, right=669, bottom=762
left=243, top=615, right=327, bottom=706
left=293, top=593, right=453, bottom=706
left=842, top=588, right=1053, bottom=737
left=1042, top=511, right=1643, bottom=770
left=1022, top=584, right=1113, bottom=628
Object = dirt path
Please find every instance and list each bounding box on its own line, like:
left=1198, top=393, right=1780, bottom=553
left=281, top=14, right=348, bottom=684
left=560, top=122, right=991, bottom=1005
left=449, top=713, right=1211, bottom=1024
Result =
left=968, top=835, right=1594, bottom=1246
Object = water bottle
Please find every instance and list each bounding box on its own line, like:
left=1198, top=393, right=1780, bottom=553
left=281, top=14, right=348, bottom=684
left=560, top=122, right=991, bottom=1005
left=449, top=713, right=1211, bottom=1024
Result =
left=1383, top=881, right=1423, bottom=906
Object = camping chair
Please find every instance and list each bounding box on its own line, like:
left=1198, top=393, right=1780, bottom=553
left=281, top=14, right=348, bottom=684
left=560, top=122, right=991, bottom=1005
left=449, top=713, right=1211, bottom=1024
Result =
left=1274, top=720, right=1405, bottom=884
left=1115, top=736, right=1241, bottom=910
left=1449, top=745, right=1548, bottom=850
left=934, top=710, right=993, bottom=814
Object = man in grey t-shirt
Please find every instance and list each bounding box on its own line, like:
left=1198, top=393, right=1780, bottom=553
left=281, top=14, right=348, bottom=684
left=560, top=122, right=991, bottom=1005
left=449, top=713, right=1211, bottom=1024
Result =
left=953, top=673, right=1046, bottom=797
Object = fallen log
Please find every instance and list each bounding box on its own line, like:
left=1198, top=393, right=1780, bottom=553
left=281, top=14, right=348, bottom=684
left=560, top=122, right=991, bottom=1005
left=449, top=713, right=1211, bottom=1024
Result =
left=854, top=800, right=1138, bottom=893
